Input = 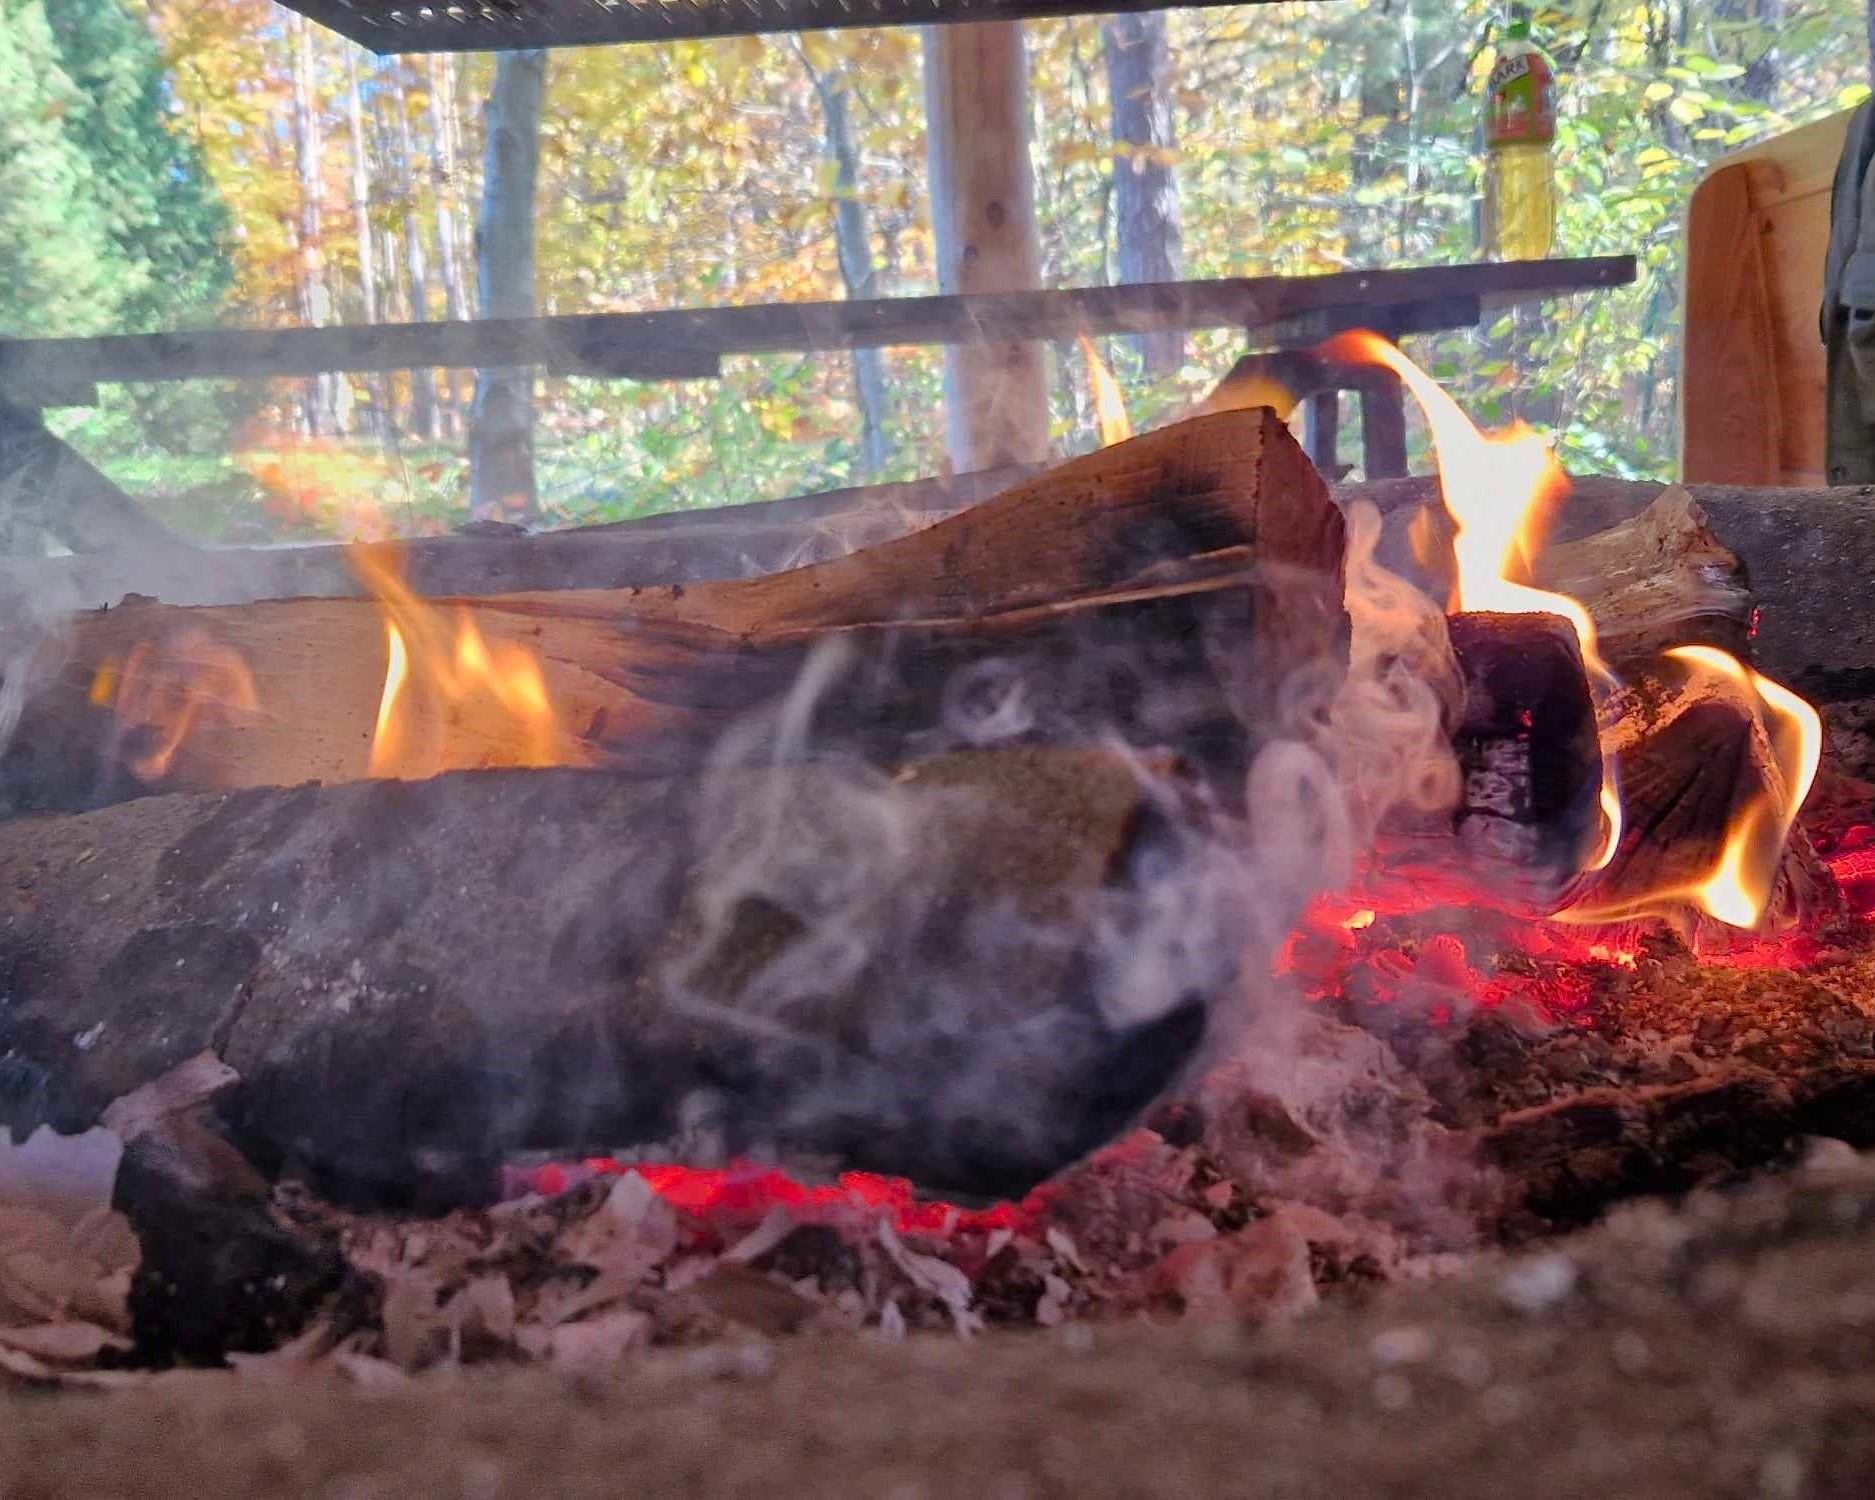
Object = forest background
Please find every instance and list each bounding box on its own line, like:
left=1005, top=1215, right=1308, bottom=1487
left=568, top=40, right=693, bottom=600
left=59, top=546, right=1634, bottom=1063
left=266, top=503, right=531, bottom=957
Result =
left=0, top=0, right=1869, bottom=543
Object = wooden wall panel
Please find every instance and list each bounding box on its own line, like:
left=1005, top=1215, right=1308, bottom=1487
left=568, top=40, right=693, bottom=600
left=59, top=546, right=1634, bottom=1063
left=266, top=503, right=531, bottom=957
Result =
left=1682, top=110, right=1852, bottom=487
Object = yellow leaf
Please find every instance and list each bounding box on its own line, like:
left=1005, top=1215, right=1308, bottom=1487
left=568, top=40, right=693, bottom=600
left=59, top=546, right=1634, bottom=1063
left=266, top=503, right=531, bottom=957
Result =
left=1643, top=81, right=1675, bottom=103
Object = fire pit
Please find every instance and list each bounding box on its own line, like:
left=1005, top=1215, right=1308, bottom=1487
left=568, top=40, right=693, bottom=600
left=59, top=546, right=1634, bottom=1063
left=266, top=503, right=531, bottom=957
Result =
left=2, top=344, right=1873, bottom=1397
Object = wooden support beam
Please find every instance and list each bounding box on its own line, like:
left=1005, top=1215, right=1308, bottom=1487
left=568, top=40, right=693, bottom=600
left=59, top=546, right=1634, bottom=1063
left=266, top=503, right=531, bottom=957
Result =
left=0, top=404, right=193, bottom=557
left=0, top=259, right=1635, bottom=405
left=924, top=22, right=1052, bottom=470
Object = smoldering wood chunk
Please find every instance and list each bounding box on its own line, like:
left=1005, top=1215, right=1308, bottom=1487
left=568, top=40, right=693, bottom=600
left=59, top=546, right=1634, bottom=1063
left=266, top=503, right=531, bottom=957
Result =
left=1480, top=1063, right=1875, bottom=1235
left=1371, top=611, right=1603, bottom=917
left=114, top=1111, right=346, bottom=1366
left=0, top=750, right=1215, bottom=1210
left=1572, top=665, right=1836, bottom=929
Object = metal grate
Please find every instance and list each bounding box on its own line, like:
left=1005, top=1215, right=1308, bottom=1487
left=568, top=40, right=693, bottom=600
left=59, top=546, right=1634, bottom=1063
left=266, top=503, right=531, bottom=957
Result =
left=279, top=0, right=1279, bottom=53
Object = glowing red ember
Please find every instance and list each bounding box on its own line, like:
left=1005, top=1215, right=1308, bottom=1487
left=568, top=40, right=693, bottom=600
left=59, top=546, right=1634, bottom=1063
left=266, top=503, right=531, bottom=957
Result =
left=505, top=1158, right=1022, bottom=1237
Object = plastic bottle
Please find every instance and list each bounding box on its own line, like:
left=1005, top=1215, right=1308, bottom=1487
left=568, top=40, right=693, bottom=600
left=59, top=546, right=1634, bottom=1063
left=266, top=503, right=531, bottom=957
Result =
left=1482, top=8, right=1558, bottom=261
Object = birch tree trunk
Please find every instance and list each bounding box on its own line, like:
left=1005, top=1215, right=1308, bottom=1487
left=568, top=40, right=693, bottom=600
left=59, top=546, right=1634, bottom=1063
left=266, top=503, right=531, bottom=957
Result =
left=470, top=49, right=546, bottom=519
left=288, top=15, right=337, bottom=435
left=1101, top=10, right=1182, bottom=377
left=344, top=49, right=391, bottom=442
left=389, top=63, right=438, bottom=443
left=428, top=52, right=471, bottom=438
left=806, top=56, right=891, bottom=477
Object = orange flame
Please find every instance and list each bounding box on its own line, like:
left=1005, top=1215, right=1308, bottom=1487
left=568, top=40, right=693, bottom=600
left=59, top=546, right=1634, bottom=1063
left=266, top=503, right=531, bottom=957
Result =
left=349, top=546, right=570, bottom=779
left=1559, top=646, right=1823, bottom=929
left=1324, top=330, right=1623, bottom=874
left=1324, top=331, right=1824, bottom=931
left=91, top=630, right=261, bottom=783
left=1077, top=335, right=1135, bottom=447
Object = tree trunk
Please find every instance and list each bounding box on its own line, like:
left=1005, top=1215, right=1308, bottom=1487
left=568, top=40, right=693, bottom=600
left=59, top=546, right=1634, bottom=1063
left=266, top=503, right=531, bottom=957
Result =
left=344, top=49, right=391, bottom=442
left=389, top=63, right=438, bottom=444
left=807, top=57, right=891, bottom=477
left=1101, top=11, right=1183, bottom=377
left=428, top=52, right=471, bottom=440
left=288, top=15, right=336, bottom=436
left=471, top=49, right=547, bottom=520
left=923, top=23, right=1051, bottom=472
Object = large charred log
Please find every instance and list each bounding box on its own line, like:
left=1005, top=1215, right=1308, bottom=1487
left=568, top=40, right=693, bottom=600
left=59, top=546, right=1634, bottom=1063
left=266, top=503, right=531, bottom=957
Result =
left=0, top=750, right=1218, bottom=1210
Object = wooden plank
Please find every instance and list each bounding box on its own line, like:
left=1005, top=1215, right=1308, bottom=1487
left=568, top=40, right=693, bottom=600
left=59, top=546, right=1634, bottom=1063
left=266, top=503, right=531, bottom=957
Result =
left=0, top=260, right=1636, bottom=400
left=1682, top=165, right=1783, bottom=485
left=1682, top=109, right=1851, bottom=488
left=0, top=404, right=194, bottom=555
left=924, top=22, right=1051, bottom=470
left=0, top=465, right=1038, bottom=611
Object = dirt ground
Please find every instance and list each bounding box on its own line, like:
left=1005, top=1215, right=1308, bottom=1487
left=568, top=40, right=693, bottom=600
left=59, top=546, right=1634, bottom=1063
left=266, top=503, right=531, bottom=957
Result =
left=7, top=1150, right=1875, bottom=1500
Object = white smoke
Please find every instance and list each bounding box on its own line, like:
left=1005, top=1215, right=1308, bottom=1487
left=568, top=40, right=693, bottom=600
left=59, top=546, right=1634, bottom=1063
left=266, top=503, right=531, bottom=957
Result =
left=654, top=502, right=1466, bottom=1179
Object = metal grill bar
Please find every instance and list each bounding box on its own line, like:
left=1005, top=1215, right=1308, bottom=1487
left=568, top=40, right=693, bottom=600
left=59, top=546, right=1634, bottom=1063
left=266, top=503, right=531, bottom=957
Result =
left=278, top=0, right=1284, bottom=54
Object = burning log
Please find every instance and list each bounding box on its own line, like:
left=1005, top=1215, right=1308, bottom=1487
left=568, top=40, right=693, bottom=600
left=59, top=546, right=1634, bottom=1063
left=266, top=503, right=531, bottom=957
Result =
left=0, top=749, right=1218, bottom=1209
left=0, top=408, right=1343, bottom=809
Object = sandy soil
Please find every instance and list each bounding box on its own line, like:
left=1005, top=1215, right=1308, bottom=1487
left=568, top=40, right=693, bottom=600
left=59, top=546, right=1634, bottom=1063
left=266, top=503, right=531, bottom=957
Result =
left=8, top=1151, right=1875, bottom=1500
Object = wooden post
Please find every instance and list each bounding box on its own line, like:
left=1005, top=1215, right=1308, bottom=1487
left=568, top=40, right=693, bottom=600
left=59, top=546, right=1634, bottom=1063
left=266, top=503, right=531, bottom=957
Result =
left=470, top=49, right=547, bottom=519
left=923, top=23, right=1051, bottom=471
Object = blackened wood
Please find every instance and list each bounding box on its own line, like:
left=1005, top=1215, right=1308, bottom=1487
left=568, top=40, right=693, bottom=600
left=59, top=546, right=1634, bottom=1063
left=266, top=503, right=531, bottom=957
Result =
left=1482, top=1062, right=1875, bottom=1235
left=0, top=751, right=1214, bottom=1209
left=1368, top=611, right=1603, bottom=917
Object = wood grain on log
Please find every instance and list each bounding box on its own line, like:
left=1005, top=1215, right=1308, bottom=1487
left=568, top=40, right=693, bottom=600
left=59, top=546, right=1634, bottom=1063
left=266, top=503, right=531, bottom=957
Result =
left=1, top=409, right=1344, bottom=808
left=0, top=750, right=1216, bottom=1209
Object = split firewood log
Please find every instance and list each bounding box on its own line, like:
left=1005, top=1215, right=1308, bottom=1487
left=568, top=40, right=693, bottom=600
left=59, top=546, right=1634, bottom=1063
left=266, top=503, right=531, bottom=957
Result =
left=0, top=749, right=1221, bottom=1210
left=0, top=408, right=1345, bottom=811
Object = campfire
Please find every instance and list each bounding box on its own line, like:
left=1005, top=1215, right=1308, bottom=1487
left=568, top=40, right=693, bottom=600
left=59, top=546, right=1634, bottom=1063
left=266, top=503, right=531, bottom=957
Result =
left=5, top=339, right=1874, bottom=1382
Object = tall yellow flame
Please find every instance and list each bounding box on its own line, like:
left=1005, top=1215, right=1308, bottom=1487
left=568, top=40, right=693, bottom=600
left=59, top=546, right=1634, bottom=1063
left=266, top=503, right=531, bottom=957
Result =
left=1077, top=334, right=1135, bottom=447
left=349, top=545, right=569, bottom=780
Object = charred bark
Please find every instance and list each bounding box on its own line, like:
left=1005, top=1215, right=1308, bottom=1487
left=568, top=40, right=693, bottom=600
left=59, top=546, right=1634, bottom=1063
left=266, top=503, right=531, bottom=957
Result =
left=0, top=751, right=1216, bottom=1210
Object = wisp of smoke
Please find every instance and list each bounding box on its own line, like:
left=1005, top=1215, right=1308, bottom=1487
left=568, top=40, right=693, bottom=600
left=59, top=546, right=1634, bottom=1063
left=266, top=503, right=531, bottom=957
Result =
left=653, top=506, right=1466, bottom=1181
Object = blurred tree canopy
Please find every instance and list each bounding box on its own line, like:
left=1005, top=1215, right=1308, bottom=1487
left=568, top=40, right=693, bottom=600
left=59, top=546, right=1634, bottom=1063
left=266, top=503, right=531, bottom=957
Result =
left=0, top=0, right=1868, bottom=540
